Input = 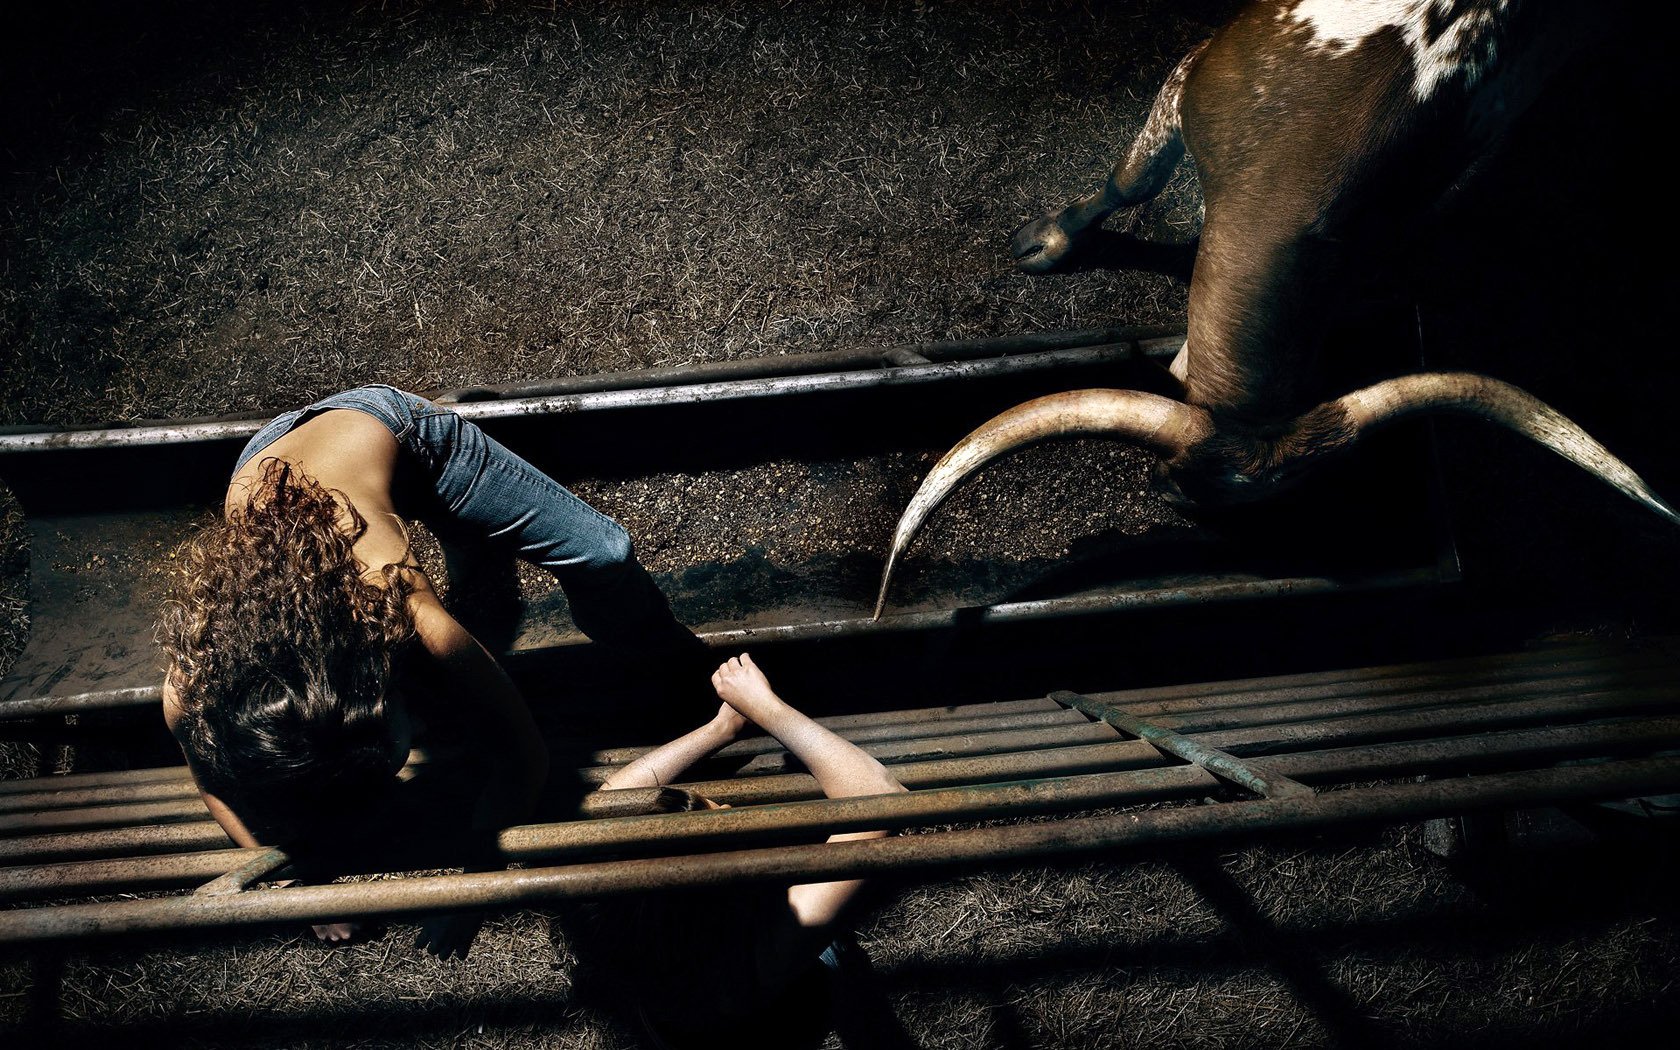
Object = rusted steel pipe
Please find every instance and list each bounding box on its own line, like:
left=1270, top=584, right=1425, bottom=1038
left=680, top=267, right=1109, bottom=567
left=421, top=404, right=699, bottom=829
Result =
left=3, top=628, right=1658, bottom=729
left=0, top=327, right=1172, bottom=442
left=0, top=778, right=203, bottom=815
left=0, top=764, right=188, bottom=797
left=0, top=567, right=1439, bottom=723
left=24, top=658, right=1637, bottom=811
left=577, top=720, right=1123, bottom=784
left=0, top=750, right=439, bottom=816
left=1, top=757, right=1674, bottom=946
left=1141, top=668, right=1680, bottom=734
left=1194, top=685, right=1680, bottom=757
left=0, top=823, right=235, bottom=866
left=1052, top=691, right=1314, bottom=800
left=585, top=703, right=1085, bottom=766
left=1128, top=659, right=1679, bottom=721
left=3, top=715, right=1677, bottom=905
left=0, top=797, right=213, bottom=836
left=607, top=664, right=1653, bottom=785
left=1, top=654, right=1632, bottom=807
left=813, top=695, right=1065, bottom=732
left=0, top=341, right=1165, bottom=456
left=1108, top=639, right=1674, bottom=710
left=0, top=849, right=252, bottom=901
left=505, top=716, right=1680, bottom=858
left=527, top=715, right=1680, bottom=858
left=9, top=681, right=1675, bottom=834
left=424, top=326, right=1182, bottom=402
left=647, top=565, right=1495, bottom=660
left=579, top=661, right=1673, bottom=774
left=675, top=685, right=1680, bottom=804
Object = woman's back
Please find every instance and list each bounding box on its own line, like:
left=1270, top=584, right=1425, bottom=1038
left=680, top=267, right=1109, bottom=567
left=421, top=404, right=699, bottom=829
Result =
left=225, top=408, right=411, bottom=581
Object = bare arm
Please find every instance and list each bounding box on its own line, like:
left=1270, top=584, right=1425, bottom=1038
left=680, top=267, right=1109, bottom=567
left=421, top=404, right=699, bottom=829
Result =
left=408, top=584, right=549, bottom=833
left=599, top=703, right=747, bottom=791
left=405, top=584, right=550, bottom=959
left=710, top=654, right=907, bottom=929
left=165, top=671, right=366, bottom=943
left=162, top=673, right=264, bottom=850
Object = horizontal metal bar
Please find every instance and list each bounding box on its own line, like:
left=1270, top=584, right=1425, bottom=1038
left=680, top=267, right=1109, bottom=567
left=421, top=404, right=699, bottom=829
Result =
left=0, top=778, right=203, bottom=814
left=0, top=797, right=213, bottom=835
left=1052, top=691, right=1314, bottom=800
left=0, top=749, right=445, bottom=815
left=32, top=662, right=1568, bottom=809
left=1110, top=639, right=1675, bottom=711
left=0, top=340, right=1167, bottom=455
left=685, top=569, right=1438, bottom=645
left=0, top=850, right=254, bottom=902
left=5, top=645, right=1631, bottom=795
left=1148, top=666, right=1680, bottom=735
left=0, top=566, right=1441, bottom=722
left=6, top=611, right=1646, bottom=732
left=20, top=661, right=1612, bottom=811
left=9, top=653, right=1632, bottom=796
left=0, top=787, right=679, bottom=867
left=1195, top=685, right=1680, bottom=758
left=423, top=326, right=1181, bottom=402
left=584, top=703, right=1086, bottom=766
left=0, top=823, right=235, bottom=866
left=4, top=714, right=1675, bottom=905
left=576, top=720, right=1122, bottom=784
left=1, top=757, right=1673, bottom=945
left=0, top=709, right=1087, bottom=812
left=1133, top=652, right=1680, bottom=721
left=676, top=684, right=1680, bottom=805
left=8, top=677, right=1673, bottom=838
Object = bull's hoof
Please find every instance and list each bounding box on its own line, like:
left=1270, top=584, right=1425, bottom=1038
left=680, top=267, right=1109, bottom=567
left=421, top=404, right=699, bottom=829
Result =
left=1010, top=213, right=1083, bottom=274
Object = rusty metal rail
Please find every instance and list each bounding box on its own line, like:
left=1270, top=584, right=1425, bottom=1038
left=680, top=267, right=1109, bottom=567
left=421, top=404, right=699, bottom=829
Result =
left=0, top=329, right=1183, bottom=453
left=2, top=320, right=1463, bottom=729
left=3, top=713, right=1675, bottom=906
left=1, top=649, right=1671, bottom=824
left=1, top=757, right=1674, bottom=946
left=1, top=640, right=1676, bottom=943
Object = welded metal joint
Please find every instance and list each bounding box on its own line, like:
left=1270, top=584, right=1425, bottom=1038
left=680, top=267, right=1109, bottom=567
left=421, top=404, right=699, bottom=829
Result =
left=194, top=847, right=291, bottom=897
left=1049, top=690, right=1315, bottom=800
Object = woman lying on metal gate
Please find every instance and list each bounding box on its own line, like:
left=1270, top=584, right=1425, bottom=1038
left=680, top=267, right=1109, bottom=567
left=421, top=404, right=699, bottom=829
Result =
left=565, top=652, right=909, bottom=1049
left=156, top=385, right=708, bottom=956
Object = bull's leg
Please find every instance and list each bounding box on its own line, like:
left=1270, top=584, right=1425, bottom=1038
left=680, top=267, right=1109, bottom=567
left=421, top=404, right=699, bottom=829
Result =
left=1011, top=40, right=1205, bottom=274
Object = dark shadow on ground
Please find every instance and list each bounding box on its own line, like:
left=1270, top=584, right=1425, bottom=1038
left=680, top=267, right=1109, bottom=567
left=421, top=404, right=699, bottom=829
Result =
left=1027, top=230, right=1200, bottom=283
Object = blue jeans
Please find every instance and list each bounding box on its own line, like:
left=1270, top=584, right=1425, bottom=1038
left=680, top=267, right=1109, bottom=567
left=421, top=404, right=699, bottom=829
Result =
left=235, top=385, right=701, bottom=657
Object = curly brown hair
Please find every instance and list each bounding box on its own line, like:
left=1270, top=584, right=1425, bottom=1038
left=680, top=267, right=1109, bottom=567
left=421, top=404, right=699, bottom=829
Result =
left=158, top=459, right=415, bottom=825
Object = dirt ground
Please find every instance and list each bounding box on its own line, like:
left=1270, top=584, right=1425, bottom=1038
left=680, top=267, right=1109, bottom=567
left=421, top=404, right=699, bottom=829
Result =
left=3, top=1, right=1679, bottom=1047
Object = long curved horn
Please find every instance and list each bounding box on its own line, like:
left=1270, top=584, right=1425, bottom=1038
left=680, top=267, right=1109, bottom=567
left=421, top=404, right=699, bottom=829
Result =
left=1334, top=372, right=1680, bottom=525
left=873, top=389, right=1211, bottom=619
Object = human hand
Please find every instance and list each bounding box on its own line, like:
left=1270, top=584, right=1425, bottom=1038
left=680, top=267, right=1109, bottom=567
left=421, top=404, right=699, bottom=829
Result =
left=710, top=653, right=778, bottom=717
left=415, top=911, right=485, bottom=960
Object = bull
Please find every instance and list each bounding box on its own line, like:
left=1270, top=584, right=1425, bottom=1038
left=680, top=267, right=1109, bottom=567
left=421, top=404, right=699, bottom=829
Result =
left=874, top=0, right=1675, bottom=618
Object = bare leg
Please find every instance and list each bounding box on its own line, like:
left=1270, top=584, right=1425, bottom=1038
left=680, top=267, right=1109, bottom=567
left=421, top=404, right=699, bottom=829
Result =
left=1011, top=40, right=1206, bottom=273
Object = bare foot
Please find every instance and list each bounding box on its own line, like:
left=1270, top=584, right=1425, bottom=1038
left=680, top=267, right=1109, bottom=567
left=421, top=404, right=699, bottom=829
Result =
left=711, top=700, right=749, bottom=738
left=313, top=921, right=360, bottom=945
